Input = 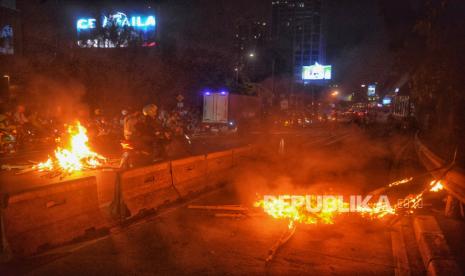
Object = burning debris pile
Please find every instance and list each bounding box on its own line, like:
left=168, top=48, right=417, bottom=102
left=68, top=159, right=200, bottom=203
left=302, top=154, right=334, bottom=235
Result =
left=188, top=176, right=447, bottom=265
left=4, top=122, right=109, bottom=178
left=254, top=178, right=446, bottom=228
left=251, top=177, right=446, bottom=264
left=34, top=122, right=107, bottom=173
left=253, top=194, right=395, bottom=229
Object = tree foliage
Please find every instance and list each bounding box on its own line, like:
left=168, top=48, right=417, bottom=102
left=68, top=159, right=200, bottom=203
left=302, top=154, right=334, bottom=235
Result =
left=381, top=0, right=465, bottom=161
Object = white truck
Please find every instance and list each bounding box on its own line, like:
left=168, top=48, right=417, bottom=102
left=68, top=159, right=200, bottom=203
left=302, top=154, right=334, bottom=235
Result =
left=202, top=92, right=260, bottom=132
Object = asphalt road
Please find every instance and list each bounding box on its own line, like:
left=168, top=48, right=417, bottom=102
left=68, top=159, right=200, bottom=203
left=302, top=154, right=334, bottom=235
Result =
left=1, top=125, right=427, bottom=275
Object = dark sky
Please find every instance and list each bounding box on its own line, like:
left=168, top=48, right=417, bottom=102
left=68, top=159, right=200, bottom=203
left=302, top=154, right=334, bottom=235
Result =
left=207, top=0, right=390, bottom=86
left=324, top=0, right=392, bottom=86
left=48, top=0, right=390, bottom=86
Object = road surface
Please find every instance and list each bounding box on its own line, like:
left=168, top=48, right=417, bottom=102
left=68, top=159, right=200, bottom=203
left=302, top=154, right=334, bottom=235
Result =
left=4, top=124, right=458, bottom=275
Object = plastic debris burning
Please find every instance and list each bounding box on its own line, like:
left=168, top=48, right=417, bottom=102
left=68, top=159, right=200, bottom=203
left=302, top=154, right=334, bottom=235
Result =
left=34, top=122, right=107, bottom=174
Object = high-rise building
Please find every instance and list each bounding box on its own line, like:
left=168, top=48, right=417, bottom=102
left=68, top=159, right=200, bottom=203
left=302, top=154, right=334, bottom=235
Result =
left=233, top=18, right=269, bottom=81
left=271, top=0, right=325, bottom=82
left=0, top=0, right=18, bottom=56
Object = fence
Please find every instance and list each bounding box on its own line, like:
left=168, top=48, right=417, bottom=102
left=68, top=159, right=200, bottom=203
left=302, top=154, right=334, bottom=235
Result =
left=0, top=145, right=255, bottom=258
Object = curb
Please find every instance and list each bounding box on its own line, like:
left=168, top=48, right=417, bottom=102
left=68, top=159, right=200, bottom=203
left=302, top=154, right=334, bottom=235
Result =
left=413, top=216, right=462, bottom=276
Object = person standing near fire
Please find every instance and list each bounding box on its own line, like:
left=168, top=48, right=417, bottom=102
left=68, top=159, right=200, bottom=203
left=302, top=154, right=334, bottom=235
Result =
left=121, top=104, right=170, bottom=167
left=141, top=104, right=171, bottom=160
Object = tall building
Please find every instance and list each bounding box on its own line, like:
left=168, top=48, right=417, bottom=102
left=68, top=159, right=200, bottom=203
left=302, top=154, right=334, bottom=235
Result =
left=0, top=0, right=19, bottom=99
left=0, top=0, right=19, bottom=56
left=271, top=0, right=325, bottom=82
left=233, top=18, right=269, bottom=81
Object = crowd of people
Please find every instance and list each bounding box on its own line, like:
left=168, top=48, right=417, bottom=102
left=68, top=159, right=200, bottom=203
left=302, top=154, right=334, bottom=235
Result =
left=0, top=102, right=202, bottom=156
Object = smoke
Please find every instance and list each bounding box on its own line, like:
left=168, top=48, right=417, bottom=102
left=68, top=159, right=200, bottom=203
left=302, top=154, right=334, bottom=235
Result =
left=26, top=75, right=89, bottom=122
left=231, top=126, right=404, bottom=206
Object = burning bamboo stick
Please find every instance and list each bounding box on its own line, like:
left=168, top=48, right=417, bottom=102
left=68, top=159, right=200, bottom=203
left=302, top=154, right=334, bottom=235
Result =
left=265, top=222, right=297, bottom=264
left=214, top=213, right=247, bottom=218
left=188, top=205, right=249, bottom=212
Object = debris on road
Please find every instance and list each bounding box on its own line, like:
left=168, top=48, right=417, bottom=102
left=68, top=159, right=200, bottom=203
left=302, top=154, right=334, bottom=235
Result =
left=265, top=222, right=297, bottom=264
left=188, top=204, right=249, bottom=212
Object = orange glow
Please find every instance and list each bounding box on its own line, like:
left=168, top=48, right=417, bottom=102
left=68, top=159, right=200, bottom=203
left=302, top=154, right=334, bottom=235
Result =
left=388, top=177, right=413, bottom=187
left=254, top=195, right=395, bottom=228
left=34, top=122, right=106, bottom=173
left=121, top=142, right=134, bottom=150
left=429, top=180, right=444, bottom=192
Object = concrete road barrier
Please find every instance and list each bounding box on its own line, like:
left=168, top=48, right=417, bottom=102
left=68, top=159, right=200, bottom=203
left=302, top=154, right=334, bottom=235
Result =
left=413, top=216, right=462, bottom=276
left=171, top=155, right=207, bottom=197
left=2, top=176, right=107, bottom=256
left=95, top=170, right=118, bottom=221
left=206, top=150, right=233, bottom=186
left=0, top=144, right=255, bottom=259
left=119, top=162, right=180, bottom=218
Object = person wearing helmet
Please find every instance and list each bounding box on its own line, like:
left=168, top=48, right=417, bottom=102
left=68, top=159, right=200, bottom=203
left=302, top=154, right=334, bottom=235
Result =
left=119, top=109, right=129, bottom=129
left=123, top=111, right=142, bottom=141
left=140, top=104, right=170, bottom=160
left=142, top=104, right=158, bottom=119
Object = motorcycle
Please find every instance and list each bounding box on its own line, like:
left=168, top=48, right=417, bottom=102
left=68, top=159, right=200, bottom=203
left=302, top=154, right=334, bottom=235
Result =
left=119, top=140, right=153, bottom=169
left=0, top=129, right=17, bottom=154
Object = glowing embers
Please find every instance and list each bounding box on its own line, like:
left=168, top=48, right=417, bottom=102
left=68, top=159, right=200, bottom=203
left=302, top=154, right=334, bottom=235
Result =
left=254, top=194, right=395, bottom=228
left=34, top=122, right=106, bottom=174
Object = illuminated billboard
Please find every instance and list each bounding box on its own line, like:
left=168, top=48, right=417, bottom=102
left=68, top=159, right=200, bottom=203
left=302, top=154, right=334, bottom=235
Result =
left=367, top=84, right=376, bottom=96
left=0, top=24, right=13, bottom=54
left=302, top=62, right=332, bottom=80
left=76, top=11, right=156, bottom=48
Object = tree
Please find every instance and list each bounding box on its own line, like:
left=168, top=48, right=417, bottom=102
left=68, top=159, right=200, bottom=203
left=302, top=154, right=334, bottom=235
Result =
left=381, top=0, right=465, bottom=163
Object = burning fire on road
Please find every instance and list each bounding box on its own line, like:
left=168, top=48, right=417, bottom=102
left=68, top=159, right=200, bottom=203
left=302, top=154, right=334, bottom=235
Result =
left=254, top=179, right=447, bottom=228
left=254, top=194, right=395, bottom=228
left=33, top=122, right=107, bottom=175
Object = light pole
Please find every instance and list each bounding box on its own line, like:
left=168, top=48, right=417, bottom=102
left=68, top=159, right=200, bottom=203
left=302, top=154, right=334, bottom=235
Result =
left=3, top=75, right=10, bottom=86
left=247, top=52, right=256, bottom=82
left=271, top=59, right=275, bottom=96
left=234, top=67, right=239, bottom=84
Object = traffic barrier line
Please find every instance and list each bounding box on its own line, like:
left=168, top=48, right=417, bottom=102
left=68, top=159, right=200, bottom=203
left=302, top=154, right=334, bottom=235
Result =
left=171, top=155, right=207, bottom=197
left=2, top=176, right=107, bottom=256
left=118, top=162, right=181, bottom=219
left=413, top=216, right=462, bottom=275
left=94, top=170, right=118, bottom=222
left=0, top=145, right=254, bottom=259
left=390, top=219, right=411, bottom=276
left=206, top=150, right=233, bottom=187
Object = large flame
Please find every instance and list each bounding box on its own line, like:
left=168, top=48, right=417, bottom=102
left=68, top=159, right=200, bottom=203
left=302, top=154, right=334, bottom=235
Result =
left=255, top=179, right=446, bottom=226
left=254, top=196, right=343, bottom=228
left=34, top=122, right=106, bottom=173
left=254, top=195, right=395, bottom=228
left=429, top=180, right=444, bottom=192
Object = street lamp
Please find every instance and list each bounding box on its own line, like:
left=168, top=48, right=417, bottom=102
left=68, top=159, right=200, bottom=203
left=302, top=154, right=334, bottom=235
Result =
left=3, top=75, right=10, bottom=86
left=248, top=52, right=255, bottom=58
left=331, top=91, right=339, bottom=97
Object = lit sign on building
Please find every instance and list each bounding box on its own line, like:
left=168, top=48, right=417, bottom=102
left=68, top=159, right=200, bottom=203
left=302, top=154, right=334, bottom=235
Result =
left=383, top=97, right=392, bottom=105
left=76, top=11, right=157, bottom=48
left=76, top=13, right=156, bottom=30
left=367, top=84, right=376, bottom=96
left=302, top=62, right=332, bottom=80
left=0, top=24, right=13, bottom=55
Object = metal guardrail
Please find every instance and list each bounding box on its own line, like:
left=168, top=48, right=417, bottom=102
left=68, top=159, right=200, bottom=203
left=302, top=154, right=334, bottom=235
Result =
left=415, top=134, right=465, bottom=204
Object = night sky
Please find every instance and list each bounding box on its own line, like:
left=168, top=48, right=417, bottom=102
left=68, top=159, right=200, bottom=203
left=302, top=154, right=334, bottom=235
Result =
left=30, top=0, right=390, bottom=88
left=162, top=0, right=389, bottom=86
